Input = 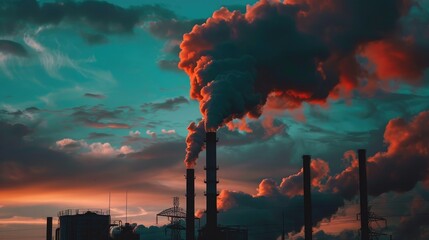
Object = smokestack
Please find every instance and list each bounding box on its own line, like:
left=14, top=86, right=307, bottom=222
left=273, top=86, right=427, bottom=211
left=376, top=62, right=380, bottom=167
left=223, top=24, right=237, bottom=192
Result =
left=358, top=149, right=369, bottom=240
left=205, top=131, right=218, bottom=239
left=303, top=155, right=312, bottom=240
left=46, top=217, right=52, bottom=240
left=186, top=168, right=195, bottom=240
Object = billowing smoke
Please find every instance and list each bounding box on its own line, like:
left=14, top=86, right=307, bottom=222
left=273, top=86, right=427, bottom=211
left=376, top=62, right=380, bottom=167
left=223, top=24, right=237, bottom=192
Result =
left=326, top=110, right=429, bottom=199
left=179, top=0, right=428, bottom=167
left=184, top=121, right=205, bottom=168
left=215, top=111, right=429, bottom=239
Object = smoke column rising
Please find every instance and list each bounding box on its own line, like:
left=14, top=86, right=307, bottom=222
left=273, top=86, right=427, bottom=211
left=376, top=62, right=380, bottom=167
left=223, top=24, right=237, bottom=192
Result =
left=179, top=0, right=428, bottom=167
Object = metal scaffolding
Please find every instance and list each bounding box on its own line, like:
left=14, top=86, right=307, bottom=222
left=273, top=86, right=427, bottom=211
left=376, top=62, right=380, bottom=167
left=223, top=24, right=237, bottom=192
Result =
left=358, top=206, right=393, bottom=240
left=157, top=197, right=186, bottom=240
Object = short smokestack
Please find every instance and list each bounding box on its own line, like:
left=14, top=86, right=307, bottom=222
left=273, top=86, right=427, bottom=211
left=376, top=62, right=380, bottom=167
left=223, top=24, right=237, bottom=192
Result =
left=205, top=131, right=218, bottom=239
left=358, top=149, right=369, bottom=240
left=46, top=217, right=52, bottom=240
left=303, top=155, right=312, bottom=240
left=186, top=168, right=195, bottom=240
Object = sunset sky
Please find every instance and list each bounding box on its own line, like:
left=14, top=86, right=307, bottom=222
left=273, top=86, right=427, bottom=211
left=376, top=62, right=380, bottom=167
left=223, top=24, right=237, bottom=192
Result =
left=1, top=0, right=429, bottom=239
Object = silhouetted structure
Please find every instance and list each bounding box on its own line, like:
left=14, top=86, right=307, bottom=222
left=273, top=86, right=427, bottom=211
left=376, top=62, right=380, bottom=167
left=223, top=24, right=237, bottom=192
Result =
left=358, top=207, right=393, bottom=240
left=186, top=169, right=196, bottom=240
left=157, top=197, right=186, bottom=240
left=303, top=155, right=313, bottom=240
left=57, top=209, right=110, bottom=240
left=198, top=226, right=248, bottom=240
left=358, top=149, right=369, bottom=240
left=368, top=209, right=392, bottom=240
left=110, top=222, right=139, bottom=240
left=46, top=217, right=52, bottom=240
left=205, top=131, right=218, bottom=240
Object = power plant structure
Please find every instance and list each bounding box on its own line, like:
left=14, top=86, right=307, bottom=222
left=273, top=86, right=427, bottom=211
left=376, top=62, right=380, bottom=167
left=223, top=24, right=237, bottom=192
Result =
left=41, top=147, right=391, bottom=240
left=303, top=155, right=313, bottom=240
left=156, top=197, right=187, bottom=240
left=358, top=149, right=370, bottom=240
left=203, top=131, right=218, bottom=240
left=109, top=222, right=139, bottom=240
left=190, top=131, right=248, bottom=240
left=186, top=168, right=196, bottom=240
left=47, top=217, right=53, bottom=240
left=55, top=209, right=110, bottom=240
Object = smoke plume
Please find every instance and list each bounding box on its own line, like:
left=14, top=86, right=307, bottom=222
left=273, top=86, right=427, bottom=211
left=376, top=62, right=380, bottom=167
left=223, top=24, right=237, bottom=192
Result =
left=179, top=0, right=428, bottom=167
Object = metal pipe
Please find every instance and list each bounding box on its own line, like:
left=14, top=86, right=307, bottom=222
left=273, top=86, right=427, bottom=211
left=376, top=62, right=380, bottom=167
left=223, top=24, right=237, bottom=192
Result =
left=303, top=155, right=312, bottom=240
left=205, top=131, right=218, bottom=240
left=186, top=168, right=195, bottom=240
left=358, top=149, right=369, bottom=240
left=46, top=217, right=52, bottom=240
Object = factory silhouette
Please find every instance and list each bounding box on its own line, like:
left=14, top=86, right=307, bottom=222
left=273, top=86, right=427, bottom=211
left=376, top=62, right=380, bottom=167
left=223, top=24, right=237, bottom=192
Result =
left=46, top=131, right=390, bottom=240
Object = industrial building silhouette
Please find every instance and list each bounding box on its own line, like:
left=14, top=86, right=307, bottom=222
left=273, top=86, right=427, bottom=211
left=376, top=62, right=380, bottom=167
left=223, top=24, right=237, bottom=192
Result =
left=45, top=133, right=390, bottom=240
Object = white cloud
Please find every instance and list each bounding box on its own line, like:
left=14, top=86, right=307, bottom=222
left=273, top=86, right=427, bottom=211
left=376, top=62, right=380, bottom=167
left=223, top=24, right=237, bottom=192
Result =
left=23, top=34, right=116, bottom=84
left=119, top=145, right=134, bottom=155
left=129, top=130, right=141, bottom=137
left=55, top=138, right=134, bottom=157
left=161, top=129, right=176, bottom=134
left=24, top=34, right=45, bottom=52
left=146, top=130, right=157, bottom=139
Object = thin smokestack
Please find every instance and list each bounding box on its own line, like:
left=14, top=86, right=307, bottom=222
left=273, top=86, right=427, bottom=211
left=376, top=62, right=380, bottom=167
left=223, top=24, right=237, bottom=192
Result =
left=358, top=149, right=369, bottom=240
left=46, top=217, right=52, bottom=240
left=303, top=155, right=312, bottom=240
left=205, top=131, right=218, bottom=239
left=186, top=168, right=195, bottom=240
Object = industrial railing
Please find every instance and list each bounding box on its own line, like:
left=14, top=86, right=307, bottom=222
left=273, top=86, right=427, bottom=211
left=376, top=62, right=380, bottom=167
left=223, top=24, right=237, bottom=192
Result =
left=57, top=209, right=109, bottom=217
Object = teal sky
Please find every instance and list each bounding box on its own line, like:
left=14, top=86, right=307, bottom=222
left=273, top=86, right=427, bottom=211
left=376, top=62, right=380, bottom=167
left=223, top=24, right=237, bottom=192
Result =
left=1, top=0, right=429, bottom=239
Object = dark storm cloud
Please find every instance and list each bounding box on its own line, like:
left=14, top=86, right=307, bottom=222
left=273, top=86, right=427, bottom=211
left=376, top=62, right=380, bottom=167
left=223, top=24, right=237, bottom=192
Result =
left=216, top=189, right=344, bottom=240
left=0, top=120, right=185, bottom=194
left=83, top=92, right=106, bottom=99
left=216, top=110, right=429, bottom=239
left=0, top=0, right=176, bottom=35
left=0, top=106, right=39, bottom=120
left=0, top=40, right=28, bottom=57
left=71, top=105, right=131, bottom=129
left=141, top=96, right=189, bottom=112
left=394, top=195, right=429, bottom=239
left=326, top=111, right=429, bottom=200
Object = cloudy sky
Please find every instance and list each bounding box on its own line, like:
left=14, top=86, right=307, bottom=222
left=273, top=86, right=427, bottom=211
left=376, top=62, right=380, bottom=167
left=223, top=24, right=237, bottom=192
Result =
left=1, top=0, right=429, bottom=239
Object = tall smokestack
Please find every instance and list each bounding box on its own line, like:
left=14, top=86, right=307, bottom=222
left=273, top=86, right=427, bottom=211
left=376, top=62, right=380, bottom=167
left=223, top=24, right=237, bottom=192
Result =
left=186, top=168, right=195, bottom=240
left=358, top=149, right=369, bottom=240
left=205, top=131, right=218, bottom=239
left=303, top=155, right=312, bottom=240
left=46, top=217, right=52, bottom=240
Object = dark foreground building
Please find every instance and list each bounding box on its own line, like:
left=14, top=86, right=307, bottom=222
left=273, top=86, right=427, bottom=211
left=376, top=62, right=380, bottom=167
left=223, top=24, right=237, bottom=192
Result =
left=56, top=209, right=110, bottom=240
left=198, top=226, right=248, bottom=240
left=110, top=223, right=140, bottom=240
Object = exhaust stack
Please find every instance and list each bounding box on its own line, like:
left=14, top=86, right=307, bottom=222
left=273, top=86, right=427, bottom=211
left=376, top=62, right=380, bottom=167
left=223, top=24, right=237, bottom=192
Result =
left=205, top=131, right=218, bottom=239
left=303, top=155, right=312, bottom=240
left=358, top=149, right=369, bottom=240
left=46, top=217, right=52, bottom=240
left=186, top=168, right=195, bottom=240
